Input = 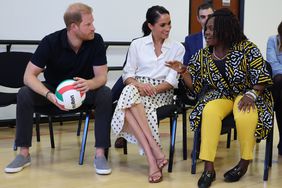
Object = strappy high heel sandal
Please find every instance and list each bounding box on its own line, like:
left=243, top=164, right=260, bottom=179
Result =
left=156, top=157, right=168, bottom=170
left=148, top=170, right=163, bottom=183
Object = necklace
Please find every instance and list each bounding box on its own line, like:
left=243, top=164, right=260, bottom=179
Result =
left=213, top=48, right=228, bottom=60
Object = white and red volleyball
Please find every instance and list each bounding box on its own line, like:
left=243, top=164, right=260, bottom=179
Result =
left=55, top=79, right=86, bottom=110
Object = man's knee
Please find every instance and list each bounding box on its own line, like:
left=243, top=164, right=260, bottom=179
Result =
left=98, top=86, right=111, bottom=99
left=17, top=86, right=33, bottom=102
left=95, top=86, right=112, bottom=105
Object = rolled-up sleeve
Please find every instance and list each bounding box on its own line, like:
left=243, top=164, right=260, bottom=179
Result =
left=122, top=42, right=137, bottom=82
left=266, top=36, right=282, bottom=77
left=165, top=44, right=185, bottom=88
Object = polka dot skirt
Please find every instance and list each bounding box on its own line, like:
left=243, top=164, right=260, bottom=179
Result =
left=111, top=76, right=173, bottom=148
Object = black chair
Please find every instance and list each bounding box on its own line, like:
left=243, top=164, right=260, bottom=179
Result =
left=34, top=104, right=96, bottom=165
left=0, top=52, right=32, bottom=108
left=174, top=81, right=197, bottom=160
left=34, top=105, right=89, bottom=147
left=0, top=52, right=33, bottom=150
left=34, top=109, right=83, bottom=143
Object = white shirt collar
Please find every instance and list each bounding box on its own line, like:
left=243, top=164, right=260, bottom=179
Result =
left=144, top=34, right=172, bottom=50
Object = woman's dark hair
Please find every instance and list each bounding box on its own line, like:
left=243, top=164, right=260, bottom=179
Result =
left=278, top=21, right=282, bottom=51
left=205, top=8, right=247, bottom=47
left=278, top=21, right=282, bottom=36
left=142, top=5, right=170, bottom=36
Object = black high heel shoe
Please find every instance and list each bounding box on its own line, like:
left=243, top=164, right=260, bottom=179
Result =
left=198, top=170, right=216, bottom=188
left=224, top=165, right=247, bottom=182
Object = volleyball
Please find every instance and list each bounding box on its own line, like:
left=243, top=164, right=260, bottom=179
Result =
left=55, top=79, right=86, bottom=110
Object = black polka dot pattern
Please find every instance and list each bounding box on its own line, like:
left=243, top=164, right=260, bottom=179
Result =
left=111, top=76, right=174, bottom=148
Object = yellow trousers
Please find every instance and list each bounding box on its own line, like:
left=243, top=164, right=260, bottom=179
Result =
left=199, top=96, right=258, bottom=162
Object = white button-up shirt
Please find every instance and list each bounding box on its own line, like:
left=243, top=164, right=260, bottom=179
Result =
left=122, top=34, right=185, bottom=88
left=202, top=30, right=206, bottom=48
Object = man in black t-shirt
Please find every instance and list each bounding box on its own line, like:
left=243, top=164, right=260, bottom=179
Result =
left=5, top=3, right=112, bottom=175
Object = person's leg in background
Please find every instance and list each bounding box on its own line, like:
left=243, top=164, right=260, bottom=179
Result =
left=224, top=95, right=258, bottom=182
left=111, top=76, right=127, bottom=148
left=273, top=75, right=282, bottom=155
left=198, top=99, right=233, bottom=188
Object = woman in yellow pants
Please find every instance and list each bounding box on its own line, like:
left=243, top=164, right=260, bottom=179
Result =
left=166, top=8, right=273, bottom=188
left=200, top=96, right=257, bottom=179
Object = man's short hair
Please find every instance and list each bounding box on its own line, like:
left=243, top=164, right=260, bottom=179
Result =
left=197, top=3, right=214, bottom=16
left=64, top=3, right=93, bottom=29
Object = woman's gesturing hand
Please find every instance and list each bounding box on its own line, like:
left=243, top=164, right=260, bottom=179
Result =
left=165, top=61, right=186, bottom=74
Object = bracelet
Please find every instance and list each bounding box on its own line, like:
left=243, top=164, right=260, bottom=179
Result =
left=45, top=91, right=52, bottom=98
left=178, top=65, right=187, bottom=75
left=153, top=86, right=158, bottom=95
left=180, top=69, right=187, bottom=75
left=244, top=93, right=255, bottom=101
left=245, top=91, right=257, bottom=101
left=251, top=89, right=260, bottom=96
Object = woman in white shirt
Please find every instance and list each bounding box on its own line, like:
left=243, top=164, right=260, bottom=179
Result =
left=266, top=20, right=282, bottom=155
left=111, top=5, right=184, bottom=183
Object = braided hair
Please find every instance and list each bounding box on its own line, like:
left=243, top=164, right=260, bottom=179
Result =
left=205, top=8, right=247, bottom=47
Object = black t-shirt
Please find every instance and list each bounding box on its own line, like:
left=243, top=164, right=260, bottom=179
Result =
left=31, top=29, right=107, bottom=88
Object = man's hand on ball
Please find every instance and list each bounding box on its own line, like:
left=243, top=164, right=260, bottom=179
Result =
left=73, top=77, right=89, bottom=93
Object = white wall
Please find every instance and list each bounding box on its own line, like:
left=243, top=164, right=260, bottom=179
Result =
left=1, top=0, right=282, bottom=120
left=0, top=0, right=189, bottom=120
left=0, top=0, right=188, bottom=42
left=244, top=0, right=282, bottom=58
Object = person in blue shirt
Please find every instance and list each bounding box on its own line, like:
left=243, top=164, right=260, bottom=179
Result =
left=266, top=20, right=282, bottom=155
left=183, top=3, right=214, bottom=65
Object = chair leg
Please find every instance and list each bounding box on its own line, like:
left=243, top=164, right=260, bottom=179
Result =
left=269, top=127, right=273, bottom=167
left=182, top=108, right=187, bottom=160
left=123, top=140, right=128, bottom=155
left=168, top=112, right=177, bottom=173
left=234, top=128, right=237, bottom=140
left=263, top=128, right=273, bottom=181
left=48, top=116, right=55, bottom=148
left=191, top=129, right=200, bottom=174
left=59, top=115, right=63, bottom=126
left=13, top=142, right=17, bottom=151
left=35, top=113, right=40, bottom=142
left=169, top=118, right=173, bottom=137
left=79, top=113, right=90, bottom=165
left=77, top=112, right=83, bottom=136
left=226, top=130, right=231, bottom=148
